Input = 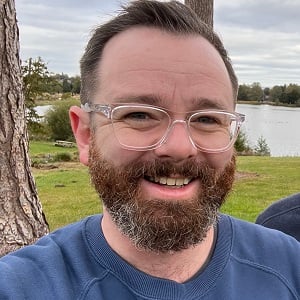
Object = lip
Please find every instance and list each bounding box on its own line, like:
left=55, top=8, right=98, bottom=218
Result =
left=140, top=177, right=200, bottom=201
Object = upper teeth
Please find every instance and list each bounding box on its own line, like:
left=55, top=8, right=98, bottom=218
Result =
left=149, top=177, right=192, bottom=186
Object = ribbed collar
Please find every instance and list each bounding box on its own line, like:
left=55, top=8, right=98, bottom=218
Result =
left=85, top=214, right=232, bottom=300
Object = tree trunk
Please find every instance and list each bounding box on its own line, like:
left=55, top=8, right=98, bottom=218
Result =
left=0, top=0, right=49, bottom=257
left=185, top=0, right=214, bottom=28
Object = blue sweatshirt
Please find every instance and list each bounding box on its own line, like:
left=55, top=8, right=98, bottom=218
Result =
left=0, top=214, right=300, bottom=299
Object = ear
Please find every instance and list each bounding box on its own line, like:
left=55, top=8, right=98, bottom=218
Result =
left=69, top=106, right=90, bottom=166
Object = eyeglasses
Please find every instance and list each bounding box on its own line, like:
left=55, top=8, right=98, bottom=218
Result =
left=81, top=103, right=245, bottom=153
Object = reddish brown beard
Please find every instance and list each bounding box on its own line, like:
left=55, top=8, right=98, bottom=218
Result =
left=89, top=142, right=236, bottom=253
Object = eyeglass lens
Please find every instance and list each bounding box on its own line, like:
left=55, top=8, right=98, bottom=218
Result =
left=111, top=106, right=239, bottom=151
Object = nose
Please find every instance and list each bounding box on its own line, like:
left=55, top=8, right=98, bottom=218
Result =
left=153, top=120, right=198, bottom=160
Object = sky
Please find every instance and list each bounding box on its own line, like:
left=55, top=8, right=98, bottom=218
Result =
left=15, top=0, right=300, bottom=88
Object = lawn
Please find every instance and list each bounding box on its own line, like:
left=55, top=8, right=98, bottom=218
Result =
left=222, top=156, right=300, bottom=222
left=33, top=163, right=100, bottom=230
left=30, top=142, right=300, bottom=230
left=30, top=140, right=78, bottom=158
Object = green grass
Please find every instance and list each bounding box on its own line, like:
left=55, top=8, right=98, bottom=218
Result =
left=34, top=165, right=100, bottom=230
left=29, top=141, right=78, bottom=164
left=29, top=141, right=77, bottom=156
left=223, top=156, right=300, bottom=222
left=30, top=141, right=99, bottom=230
left=30, top=142, right=300, bottom=230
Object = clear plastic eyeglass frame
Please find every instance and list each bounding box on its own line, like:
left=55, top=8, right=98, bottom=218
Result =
left=81, top=103, right=245, bottom=153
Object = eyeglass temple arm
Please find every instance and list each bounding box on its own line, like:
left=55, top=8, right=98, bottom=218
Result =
left=81, top=103, right=111, bottom=118
left=238, top=113, right=245, bottom=123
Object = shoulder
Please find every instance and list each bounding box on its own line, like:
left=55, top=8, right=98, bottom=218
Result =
left=228, top=214, right=300, bottom=257
left=0, top=215, right=101, bottom=263
left=213, top=215, right=300, bottom=299
left=256, top=193, right=300, bottom=241
left=225, top=215, right=300, bottom=287
left=0, top=215, right=102, bottom=298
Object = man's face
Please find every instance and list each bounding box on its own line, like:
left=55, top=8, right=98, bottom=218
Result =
left=87, top=27, right=236, bottom=252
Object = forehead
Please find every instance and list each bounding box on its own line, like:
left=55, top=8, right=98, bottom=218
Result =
left=96, top=26, right=234, bottom=110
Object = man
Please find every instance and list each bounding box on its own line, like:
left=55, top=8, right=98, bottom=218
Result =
left=1, top=1, right=300, bottom=299
left=256, top=193, right=300, bottom=241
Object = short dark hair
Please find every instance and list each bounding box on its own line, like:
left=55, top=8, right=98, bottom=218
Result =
left=80, top=0, right=238, bottom=104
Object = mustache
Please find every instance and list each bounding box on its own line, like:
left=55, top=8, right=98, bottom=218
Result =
left=121, top=158, right=217, bottom=181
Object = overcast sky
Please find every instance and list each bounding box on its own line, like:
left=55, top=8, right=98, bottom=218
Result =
left=15, top=0, right=300, bottom=87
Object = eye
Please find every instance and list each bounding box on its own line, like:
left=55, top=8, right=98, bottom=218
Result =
left=195, top=116, right=218, bottom=124
left=112, top=106, right=167, bottom=130
left=114, top=108, right=163, bottom=130
left=192, top=114, right=220, bottom=125
left=124, top=111, right=151, bottom=121
left=113, top=108, right=154, bottom=122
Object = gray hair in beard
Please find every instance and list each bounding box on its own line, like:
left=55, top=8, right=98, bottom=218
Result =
left=89, top=142, right=236, bottom=253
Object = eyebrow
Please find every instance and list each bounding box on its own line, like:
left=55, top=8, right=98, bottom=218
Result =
left=190, top=97, right=230, bottom=111
left=113, top=95, right=230, bottom=111
left=113, top=94, right=163, bottom=106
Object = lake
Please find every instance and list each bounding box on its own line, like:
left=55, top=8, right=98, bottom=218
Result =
left=35, top=104, right=300, bottom=157
left=35, top=105, right=52, bottom=116
left=236, top=104, right=300, bottom=157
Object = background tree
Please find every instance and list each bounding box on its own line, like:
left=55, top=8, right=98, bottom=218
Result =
left=62, top=76, right=72, bottom=93
left=22, top=57, right=52, bottom=132
left=248, top=82, right=264, bottom=102
left=237, top=83, right=265, bottom=102
left=185, top=0, right=213, bottom=28
left=50, top=73, right=81, bottom=95
left=22, top=57, right=50, bottom=105
left=70, top=75, right=81, bottom=94
left=237, top=84, right=251, bottom=101
left=263, top=87, right=270, bottom=102
left=269, top=85, right=282, bottom=103
left=0, top=0, right=49, bottom=256
left=285, top=84, right=300, bottom=105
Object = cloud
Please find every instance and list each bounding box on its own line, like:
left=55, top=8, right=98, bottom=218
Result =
left=214, top=0, right=300, bottom=86
left=16, top=0, right=121, bottom=75
left=215, top=0, right=300, bottom=32
left=15, top=0, right=300, bottom=86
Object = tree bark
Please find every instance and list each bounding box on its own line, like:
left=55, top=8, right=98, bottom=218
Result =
left=185, top=0, right=214, bottom=28
left=0, top=0, right=49, bottom=257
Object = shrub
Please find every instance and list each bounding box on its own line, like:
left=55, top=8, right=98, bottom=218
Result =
left=61, top=93, right=72, bottom=100
left=53, top=152, right=72, bottom=162
left=235, top=130, right=252, bottom=154
left=44, top=98, right=79, bottom=141
left=28, top=121, right=52, bottom=141
left=254, top=136, right=271, bottom=156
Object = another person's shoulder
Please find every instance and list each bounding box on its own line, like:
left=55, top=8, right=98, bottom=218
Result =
left=256, top=193, right=300, bottom=241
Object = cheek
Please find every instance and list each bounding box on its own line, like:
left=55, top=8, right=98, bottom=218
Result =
left=204, top=149, right=234, bottom=171
left=93, top=129, right=145, bottom=167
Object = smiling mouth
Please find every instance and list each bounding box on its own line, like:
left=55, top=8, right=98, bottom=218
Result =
left=145, top=176, right=193, bottom=187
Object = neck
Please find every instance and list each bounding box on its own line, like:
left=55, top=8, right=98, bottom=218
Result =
left=101, top=210, right=215, bottom=283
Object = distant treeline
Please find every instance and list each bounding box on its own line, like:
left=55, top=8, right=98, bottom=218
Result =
left=238, top=82, right=300, bottom=106
left=22, top=57, right=80, bottom=98
left=22, top=57, right=300, bottom=106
